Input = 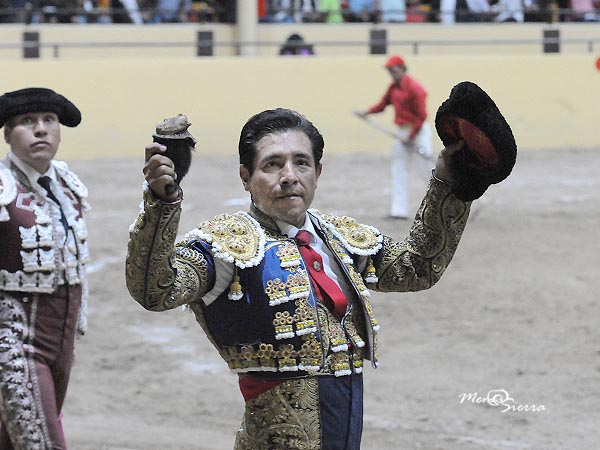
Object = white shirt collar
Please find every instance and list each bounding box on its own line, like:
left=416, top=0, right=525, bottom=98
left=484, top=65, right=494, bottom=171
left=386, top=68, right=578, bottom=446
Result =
left=8, top=151, right=57, bottom=187
left=276, top=214, right=317, bottom=242
left=8, top=152, right=79, bottom=230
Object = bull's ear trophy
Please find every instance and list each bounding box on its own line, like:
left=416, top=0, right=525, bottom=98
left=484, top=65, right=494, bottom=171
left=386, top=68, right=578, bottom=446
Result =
left=152, top=114, right=197, bottom=196
left=435, top=81, right=517, bottom=201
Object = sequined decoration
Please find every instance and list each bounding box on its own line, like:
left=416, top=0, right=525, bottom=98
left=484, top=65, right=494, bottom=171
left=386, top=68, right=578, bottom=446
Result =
left=235, top=378, right=321, bottom=450
left=276, top=241, right=302, bottom=268
left=0, top=294, right=48, bottom=449
left=265, top=278, right=290, bottom=306
left=273, top=311, right=295, bottom=340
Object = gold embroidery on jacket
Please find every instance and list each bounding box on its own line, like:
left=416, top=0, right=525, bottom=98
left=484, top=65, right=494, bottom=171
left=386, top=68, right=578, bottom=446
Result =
left=311, top=210, right=382, bottom=255
left=195, top=212, right=265, bottom=268
left=376, top=177, right=470, bottom=292
left=235, top=377, right=321, bottom=450
left=126, top=189, right=205, bottom=311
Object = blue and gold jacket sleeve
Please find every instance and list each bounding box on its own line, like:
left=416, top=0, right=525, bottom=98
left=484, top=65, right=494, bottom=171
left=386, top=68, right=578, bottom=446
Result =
left=125, top=188, right=215, bottom=311
left=373, top=176, right=470, bottom=292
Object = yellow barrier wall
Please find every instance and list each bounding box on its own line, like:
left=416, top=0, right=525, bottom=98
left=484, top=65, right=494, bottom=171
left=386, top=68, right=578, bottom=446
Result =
left=1, top=23, right=600, bottom=58
left=1, top=53, right=599, bottom=159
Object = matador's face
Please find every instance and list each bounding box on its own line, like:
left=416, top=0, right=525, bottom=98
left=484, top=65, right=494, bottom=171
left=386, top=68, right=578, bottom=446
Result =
left=240, top=130, right=322, bottom=229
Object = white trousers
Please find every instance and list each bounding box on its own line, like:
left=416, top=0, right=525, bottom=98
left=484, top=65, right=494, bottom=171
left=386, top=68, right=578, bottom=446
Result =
left=391, top=122, right=433, bottom=218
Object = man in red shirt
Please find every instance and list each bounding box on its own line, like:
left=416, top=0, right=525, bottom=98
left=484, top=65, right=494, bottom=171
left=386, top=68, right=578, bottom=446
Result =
left=356, top=55, right=433, bottom=219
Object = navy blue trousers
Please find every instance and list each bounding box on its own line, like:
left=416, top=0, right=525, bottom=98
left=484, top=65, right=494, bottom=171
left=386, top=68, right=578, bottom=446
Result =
left=318, top=374, right=364, bottom=450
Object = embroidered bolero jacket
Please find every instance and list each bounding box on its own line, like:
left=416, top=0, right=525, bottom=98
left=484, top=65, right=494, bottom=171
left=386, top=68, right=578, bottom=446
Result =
left=126, top=176, right=470, bottom=378
left=0, top=158, right=91, bottom=333
left=0, top=159, right=90, bottom=289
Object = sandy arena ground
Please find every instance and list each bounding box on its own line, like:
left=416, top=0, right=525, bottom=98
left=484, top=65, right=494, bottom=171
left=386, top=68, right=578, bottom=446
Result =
left=59, top=146, right=599, bottom=450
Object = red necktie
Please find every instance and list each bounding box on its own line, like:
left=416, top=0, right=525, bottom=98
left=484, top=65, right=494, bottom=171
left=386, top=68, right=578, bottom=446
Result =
left=295, top=230, right=347, bottom=321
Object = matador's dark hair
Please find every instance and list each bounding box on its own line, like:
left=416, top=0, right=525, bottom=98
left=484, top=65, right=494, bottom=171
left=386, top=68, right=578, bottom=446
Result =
left=238, top=108, right=324, bottom=173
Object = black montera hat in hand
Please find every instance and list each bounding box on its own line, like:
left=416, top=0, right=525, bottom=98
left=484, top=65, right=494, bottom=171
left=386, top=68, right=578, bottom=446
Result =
left=152, top=114, right=197, bottom=190
left=435, top=81, right=517, bottom=201
left=0, top=87, right=81, bottom=128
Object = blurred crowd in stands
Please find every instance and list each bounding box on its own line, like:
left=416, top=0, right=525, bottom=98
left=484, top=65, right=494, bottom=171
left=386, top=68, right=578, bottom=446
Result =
left=0, top=0, right=597, bottom=24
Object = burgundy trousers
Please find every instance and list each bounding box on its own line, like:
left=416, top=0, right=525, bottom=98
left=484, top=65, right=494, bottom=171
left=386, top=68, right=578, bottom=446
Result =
left=0, top=284, right=81, bottom=450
